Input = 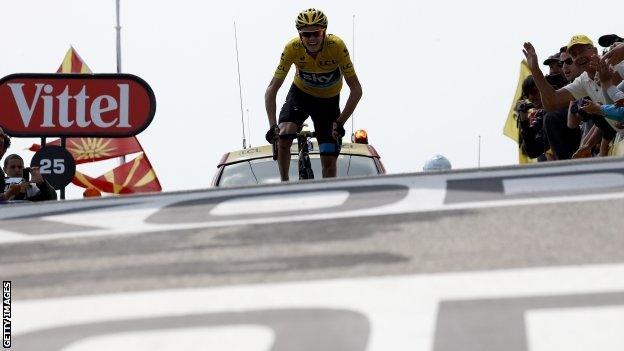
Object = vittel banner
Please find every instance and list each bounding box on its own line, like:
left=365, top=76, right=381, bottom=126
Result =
left=0, top=74, right=156, bottom=137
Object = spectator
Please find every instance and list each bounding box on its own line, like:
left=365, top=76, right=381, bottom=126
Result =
left=603, top=42, right=624, bottom=67
left=517, top=76, right=550, bottom=160
left=523, top=36, right=606, bottom=111
left=559, top=51, right=583, bottom=83
left=582, top=100, right=624, bottom=121
left=543, top=52, right=564, bottom=76
left=3, top=154, right=57, bottom=202
left=523, top=35, right=620, bottom=157
left=542, top=73, right=582, bottom=160
left=0, top=127, right=9, bottom=161
left=0, top=127, right=13, bottom=201
left=598, top=34, right=624, bottom=51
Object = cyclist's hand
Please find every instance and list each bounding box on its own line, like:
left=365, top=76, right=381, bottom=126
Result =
left=332, top=122, right=345, bottom=140
left=265, top=124, right=279, bottom=143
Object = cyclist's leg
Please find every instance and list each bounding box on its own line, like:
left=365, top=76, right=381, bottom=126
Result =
left=277, top=123, right=297, bottom=181
left=310, top=94, right=341, bottom=178
left=278, top=85, right=308, bottom=181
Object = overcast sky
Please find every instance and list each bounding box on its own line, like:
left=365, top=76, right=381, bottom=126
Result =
left=1, top=0, right=621, bottom=199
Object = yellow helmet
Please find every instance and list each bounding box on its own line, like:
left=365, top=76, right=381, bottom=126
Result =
left=296, top=8, right=328, bottom=29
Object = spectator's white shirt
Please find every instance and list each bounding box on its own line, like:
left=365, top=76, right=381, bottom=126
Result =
left=563, top=72, right=605, bottom=103
left=564, top=70, right=622, bottom=131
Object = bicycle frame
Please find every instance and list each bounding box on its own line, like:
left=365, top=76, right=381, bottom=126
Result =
left=271, top=130, right=316, bottom=180
left=296, top=131, right=315, bottom=180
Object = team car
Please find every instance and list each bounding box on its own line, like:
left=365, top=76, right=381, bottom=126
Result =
left=212, top=129, right=385, bottom=187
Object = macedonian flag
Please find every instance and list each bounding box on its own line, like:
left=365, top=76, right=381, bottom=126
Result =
left=73, top=153, right=162, bottom=194
left=57, top=46, right=92, bottom=74
left=45, top=47, right=145, bottom=163
left=29, top=137, right=143, bottom=164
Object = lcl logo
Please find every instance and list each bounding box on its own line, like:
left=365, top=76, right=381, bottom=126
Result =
left=0, top=73, right=156, bottom=137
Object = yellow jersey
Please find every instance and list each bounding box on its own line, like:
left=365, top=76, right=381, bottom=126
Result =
left=274, top=34, right=356, bottom=98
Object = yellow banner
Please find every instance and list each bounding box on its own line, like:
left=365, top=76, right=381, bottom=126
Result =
left=503, top=60, right=535, bottom=164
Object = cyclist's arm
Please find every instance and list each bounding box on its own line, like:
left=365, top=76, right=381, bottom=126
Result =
left=265, top=77, right=285, bottom=126
left=336, top=74, right=362, bottom=126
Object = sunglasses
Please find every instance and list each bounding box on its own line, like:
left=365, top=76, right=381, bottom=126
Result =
left=300, top=29, right=324, bottom=38
left=559, top=58, right=574, bottom=66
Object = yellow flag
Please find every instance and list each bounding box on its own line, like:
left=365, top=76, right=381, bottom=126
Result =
left=503, top=60, right=535, bottom=164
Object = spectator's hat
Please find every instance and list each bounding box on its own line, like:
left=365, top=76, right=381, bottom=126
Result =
left=543, top=52, right=561, bottom=65
left=598, top=34, right=624, bottom=48
left=566, top=35, right=594, bottom=50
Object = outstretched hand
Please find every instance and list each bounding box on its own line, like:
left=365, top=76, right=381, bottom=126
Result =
left=596, top=60, right=614, bottom=85
left=580, top=101, right=603, bottom=116
left=522, top=42, right=540, bottom=71
left=602, top=42, right=624, bottom=66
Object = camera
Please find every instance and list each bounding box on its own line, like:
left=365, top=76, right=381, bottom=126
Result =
left=22, top=167, right=31, bottom=182
left=516, top=101, right=535, bottom=114
left=570, top=97, right=593, bottom=121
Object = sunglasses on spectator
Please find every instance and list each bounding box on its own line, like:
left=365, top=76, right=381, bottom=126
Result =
left=299, top=29, right=324, bottom=38
left=559, top=58, right=574, bottom=66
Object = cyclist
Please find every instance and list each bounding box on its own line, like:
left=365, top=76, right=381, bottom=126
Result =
left=264, top=8, right=363, bottom=181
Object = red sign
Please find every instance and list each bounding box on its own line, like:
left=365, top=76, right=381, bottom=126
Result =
left=0, top=73, right=155, bottom=137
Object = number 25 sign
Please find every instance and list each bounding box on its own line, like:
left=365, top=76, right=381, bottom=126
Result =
left=31, top=146, right=76, bottom=190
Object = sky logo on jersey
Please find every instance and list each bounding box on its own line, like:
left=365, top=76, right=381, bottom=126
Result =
left=298, top=68, right=341, bottom=88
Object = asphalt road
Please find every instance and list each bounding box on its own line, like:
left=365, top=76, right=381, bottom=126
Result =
left=2, top=157, right=624, bottom=351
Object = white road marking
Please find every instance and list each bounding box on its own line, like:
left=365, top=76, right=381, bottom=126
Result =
left=210, top=190, right=350, bottom=216
left=4, top=160, right=624, bottom=244
left=3, top=186, right=624, bottom=244
left=62, top=326, right=274, bottom=351
left=503, top=173, right=624, bottom=195
left=526, top=306, right=624, bottom=351
left=13, top=264, right=624, bottom=351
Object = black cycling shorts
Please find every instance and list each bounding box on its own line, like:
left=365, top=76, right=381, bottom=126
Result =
left=278, top=84, right=340, bottom=154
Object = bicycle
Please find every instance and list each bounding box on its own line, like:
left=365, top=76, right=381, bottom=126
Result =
left=272, top=128, right=316, bottom=180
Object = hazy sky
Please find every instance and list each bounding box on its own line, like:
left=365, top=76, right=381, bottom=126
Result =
left=1, top=0, right=621, bottom=199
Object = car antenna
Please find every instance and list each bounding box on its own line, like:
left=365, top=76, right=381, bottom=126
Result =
left=351, top=14, right=356, bottom=137
left=234, top=21, right=246, bottom=149
left=246, top=108, right=252, bottom=148
left=478, top=135, right=482, bottom=168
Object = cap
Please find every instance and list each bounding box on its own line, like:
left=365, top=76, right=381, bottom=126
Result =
left=543, top=52, right=561, bottom=65
left=598, top=34, right=624, bottom=48
left=566, top=35, right=594, bottom=50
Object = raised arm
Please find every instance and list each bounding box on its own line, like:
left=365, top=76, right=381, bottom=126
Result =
left=523, top=42, right=575, bottom=111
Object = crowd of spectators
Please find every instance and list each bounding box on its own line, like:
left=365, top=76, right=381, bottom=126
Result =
left=518, top=34, right=624, bottom=161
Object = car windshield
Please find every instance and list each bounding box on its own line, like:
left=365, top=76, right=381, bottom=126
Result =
left=217, top=155, right=379, bottom=187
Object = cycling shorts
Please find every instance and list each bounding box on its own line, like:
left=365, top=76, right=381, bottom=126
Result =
left=278, top=84, right=340, bottom=154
